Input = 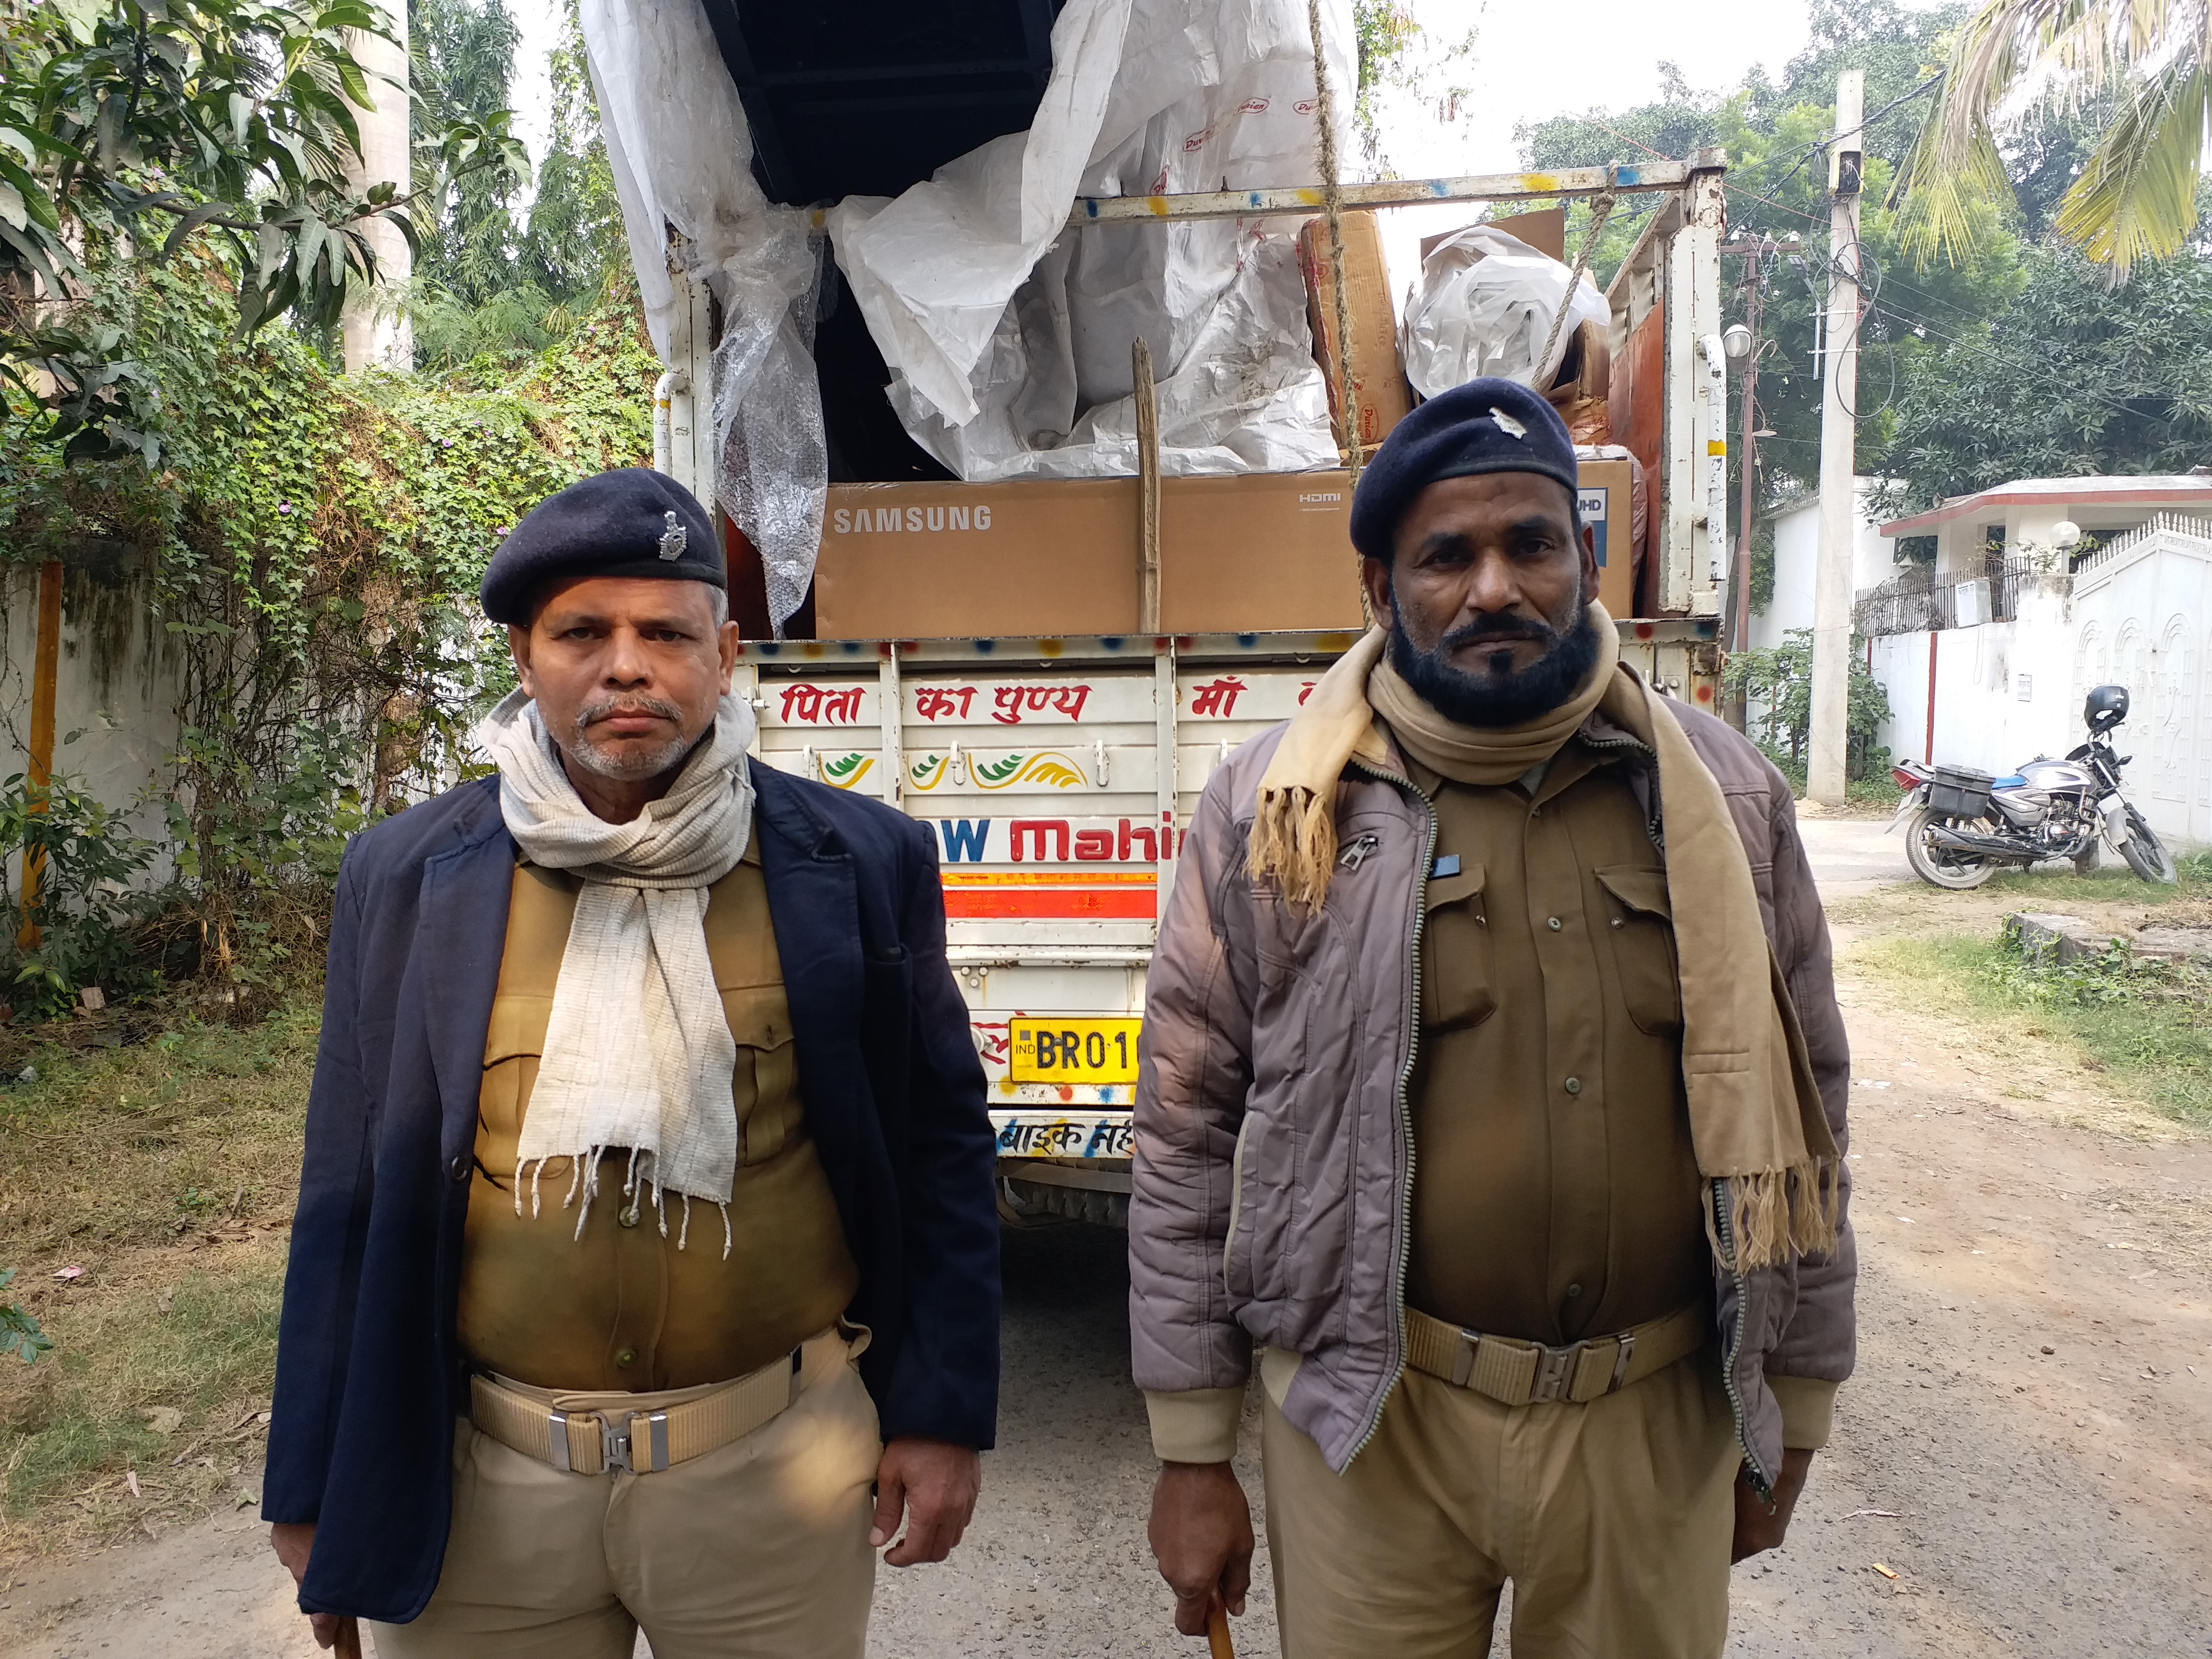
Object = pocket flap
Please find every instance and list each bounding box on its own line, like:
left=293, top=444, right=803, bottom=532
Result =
left=1595, top=865, right=1672, bottom=920
left=481, top=995, right=552, bottom=1066
left=1424, top=864, right=1488, bottom=913
left=721, top=985, right=794, bottom=1052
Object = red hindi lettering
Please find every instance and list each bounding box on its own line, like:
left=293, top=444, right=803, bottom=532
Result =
left=1049, top=684, right=1091, bottom=720
left=1189, top=677, right=1247, bottom=718
left=780, top=684, right=825, bottom=723
left=914, top=685, right=977, bottom=721
left=1297, top=680, right=1317, bottom=706
left=991, top=685, right=1028, bottom=725
left=822, top=686, right=863, bottom=723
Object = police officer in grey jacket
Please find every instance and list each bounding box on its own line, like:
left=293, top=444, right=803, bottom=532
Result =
left=1132, top=382, right=1854, bottom=1658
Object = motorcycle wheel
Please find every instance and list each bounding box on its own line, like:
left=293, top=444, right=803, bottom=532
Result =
left=2119, top=806, right=2178, bottom=884
left=1904, top=807, right=1999, bottom=890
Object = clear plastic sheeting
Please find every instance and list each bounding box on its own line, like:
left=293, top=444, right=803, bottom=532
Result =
left=1401, top=225, right=1610, bottom=398
left=831, top=0, right=1355, bottom=480
left=579, top=0, right=825, bottom=632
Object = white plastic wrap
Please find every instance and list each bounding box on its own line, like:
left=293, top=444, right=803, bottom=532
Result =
left=581, top=0, right=1357, bottom=618
left=1401, top=225, right=1609, bottom=398
left=579, top=0, right=824, bottom=631
left=832, top=0, right=1355, bottom=479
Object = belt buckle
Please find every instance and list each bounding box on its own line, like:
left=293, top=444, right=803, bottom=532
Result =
left=1527, top=1343, right=1577, bottom=1404
left=596, top=1409, right=670, bottom=1474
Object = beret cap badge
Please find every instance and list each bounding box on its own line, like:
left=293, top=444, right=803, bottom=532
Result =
left=658, top=510, right=687, bottom=561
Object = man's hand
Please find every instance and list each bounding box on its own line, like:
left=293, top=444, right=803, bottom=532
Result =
left=1148, top=1461, right=1254, bottom=1637
left=1731, top=1447, right=1815, bottom=1562
left=269, top=1522, right=345, bottom=1649
left=872, top=1436, right=982, bottom=1566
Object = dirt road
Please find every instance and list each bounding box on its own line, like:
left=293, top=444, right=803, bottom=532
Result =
left=4, top=850, right=2208, bottom=1657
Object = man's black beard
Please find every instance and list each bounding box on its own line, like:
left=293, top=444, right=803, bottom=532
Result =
left=1387, top=587, right=1602, bottom=729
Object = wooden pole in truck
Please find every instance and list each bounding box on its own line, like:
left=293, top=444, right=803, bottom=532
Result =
left=1807, top=70, right=1863, bottom=806
left=1134, top=337, right=1162, bottom=633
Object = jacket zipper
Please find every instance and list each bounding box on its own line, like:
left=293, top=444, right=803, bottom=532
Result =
left=1340, top=756, right=1436, bottom=1466
left=1711, top=1176, right=1769, bottom=1499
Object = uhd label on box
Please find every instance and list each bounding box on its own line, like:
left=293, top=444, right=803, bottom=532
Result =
left=1576, top=485, right=1611, bottom=567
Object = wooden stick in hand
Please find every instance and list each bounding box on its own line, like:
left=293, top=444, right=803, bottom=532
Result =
left=334, top=1616, right=363, bottom=1659
left=1207, top=1598, right=1235, bottom=1659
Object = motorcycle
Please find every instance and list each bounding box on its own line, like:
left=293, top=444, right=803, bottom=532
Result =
left=1888, top=684, right=2179, bottom=890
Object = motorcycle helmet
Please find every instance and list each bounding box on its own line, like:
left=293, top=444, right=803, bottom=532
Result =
left=2084, top=684, right=2129, bottom=733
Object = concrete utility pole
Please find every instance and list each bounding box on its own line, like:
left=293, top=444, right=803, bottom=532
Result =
left=1807, top=71, right=1863, bottom=805
left=341, top=0, right=412, bottom=374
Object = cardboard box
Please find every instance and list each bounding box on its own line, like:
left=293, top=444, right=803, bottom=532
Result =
left=1298, top=214, right=1414, bottom=455
left=1160, top=471, right=1364, bottom=634
left=817, top=479, right=1138, bottom=639
left=1420, top=205, right=1565, bottom=264
left=815, top=471, right=1365, bottom=639
left=1575, top=456, right=1636, bottom=620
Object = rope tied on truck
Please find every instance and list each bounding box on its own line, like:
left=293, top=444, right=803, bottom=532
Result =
left=1305, top=0, right=1370, bottom=625
left=1534, top=172, right=1619, bottom=394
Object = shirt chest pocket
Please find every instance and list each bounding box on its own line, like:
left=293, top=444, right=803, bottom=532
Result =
left=1594, top=865, right=1682, bottom=1035
left=722, top=986, right=802, bottom=1165
left=1422, top=865, right=1496, bottom=1032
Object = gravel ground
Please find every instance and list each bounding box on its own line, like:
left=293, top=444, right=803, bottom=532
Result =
left=5, top=865, right=2209, bottom=1657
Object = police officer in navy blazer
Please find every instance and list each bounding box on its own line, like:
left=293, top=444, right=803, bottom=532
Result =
left=263, top=469, right=999, bottom=1658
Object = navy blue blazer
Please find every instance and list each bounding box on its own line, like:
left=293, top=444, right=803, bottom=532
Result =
left=263, top=762, right=1000, bottom=1621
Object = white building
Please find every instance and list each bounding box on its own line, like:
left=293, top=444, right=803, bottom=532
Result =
left=1863, top=476, right=2212, bottom=849
left=1749, top=480, right=1895, bottom=649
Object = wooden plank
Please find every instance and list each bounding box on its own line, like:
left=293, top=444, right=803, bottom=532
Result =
left=1133, top=337, right=1161, bottom=635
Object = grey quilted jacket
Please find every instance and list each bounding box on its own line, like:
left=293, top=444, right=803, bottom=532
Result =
left=1128, top=698, right=1855, bottom=1489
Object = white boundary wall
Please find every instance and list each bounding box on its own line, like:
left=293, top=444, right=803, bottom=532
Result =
left=2071, top=517, right=2212, bottom=849
left=1867, top=516, right=2212, bottom=848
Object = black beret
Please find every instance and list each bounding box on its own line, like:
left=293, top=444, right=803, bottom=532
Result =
left=1348, top=377, right=1580, bottom=561
left=481, top=468, right=724, bottom=625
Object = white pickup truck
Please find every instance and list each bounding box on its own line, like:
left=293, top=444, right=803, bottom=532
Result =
left=679, top=161, right=1733, bottom=1225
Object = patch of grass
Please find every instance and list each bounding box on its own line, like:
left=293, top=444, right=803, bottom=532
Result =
left=0, top=995, right=318, bottom=1557
left=0, top=1253, right=286, bottom=1539
left=1855, top=933, right=2212, bottom=1129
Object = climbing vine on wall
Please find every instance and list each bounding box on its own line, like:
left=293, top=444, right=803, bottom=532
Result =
left=0, top=252, right=656, bottom=1014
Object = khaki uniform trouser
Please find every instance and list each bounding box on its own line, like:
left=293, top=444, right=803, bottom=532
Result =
left=1260, top=1345, right=1740, bottom=1659
left=368, top=1340, right=879, bottom=1659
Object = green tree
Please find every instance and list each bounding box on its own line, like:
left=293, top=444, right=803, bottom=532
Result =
left=1869, top=233, right=2212, bottom=517
left=0, top=0, right=522, bottom=459
left=515, top=0, right=620, bottom=308
left=1520, top=1, right=2022, bottom=513
left=409, top=0, right=522, bottom=306
left=1897, top=0, right=2212, bottom=276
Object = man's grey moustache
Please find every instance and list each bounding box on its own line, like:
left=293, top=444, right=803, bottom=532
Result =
left=577, top=699, right=684, bottom=727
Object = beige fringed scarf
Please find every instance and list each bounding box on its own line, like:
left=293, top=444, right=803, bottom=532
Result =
left=474, top=690, right=757, bottom=1256
left=1248, top=604, right=1839, bottom=1272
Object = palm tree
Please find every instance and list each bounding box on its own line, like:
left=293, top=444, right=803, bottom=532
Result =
left=1896, top=0, right=2207, bottom=276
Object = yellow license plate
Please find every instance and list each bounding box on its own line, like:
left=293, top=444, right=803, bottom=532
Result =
left=1007, top=1017, right=1142, bottom=1083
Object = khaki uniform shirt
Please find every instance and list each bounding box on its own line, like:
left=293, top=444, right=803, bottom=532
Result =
left=457, top=842, right=859, bottom=1392
left=1398, top=733, right=1708, bottom=1346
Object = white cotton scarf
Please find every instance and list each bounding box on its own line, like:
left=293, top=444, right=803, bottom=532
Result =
left=473, top=688, right=758, bottom=1255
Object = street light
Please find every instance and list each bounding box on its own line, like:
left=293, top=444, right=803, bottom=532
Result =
left=1722, top=323, right=1754, bottom=361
